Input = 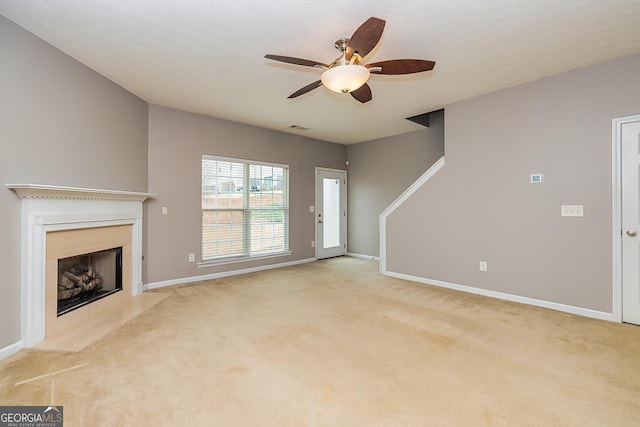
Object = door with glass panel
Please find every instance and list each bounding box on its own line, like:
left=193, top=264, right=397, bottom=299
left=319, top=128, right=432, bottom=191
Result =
left=316, top=168, right=346, bottom=259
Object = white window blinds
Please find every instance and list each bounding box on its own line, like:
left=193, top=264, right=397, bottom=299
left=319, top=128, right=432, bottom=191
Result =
left=201, top=155, right=289, bottom=262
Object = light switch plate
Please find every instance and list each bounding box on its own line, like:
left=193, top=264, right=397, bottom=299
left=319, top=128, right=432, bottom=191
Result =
left=561, top=205, right=584, bottom=217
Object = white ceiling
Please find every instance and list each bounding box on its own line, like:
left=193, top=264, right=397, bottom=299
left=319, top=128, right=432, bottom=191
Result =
left=1, top=0, right=640, bottom=144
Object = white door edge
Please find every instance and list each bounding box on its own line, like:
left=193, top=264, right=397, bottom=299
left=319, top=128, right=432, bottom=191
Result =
left=612, top=114, right=640, bottom=323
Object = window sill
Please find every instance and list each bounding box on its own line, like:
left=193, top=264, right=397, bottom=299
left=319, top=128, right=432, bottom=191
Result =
left=197, top=251, right=293, bottom=268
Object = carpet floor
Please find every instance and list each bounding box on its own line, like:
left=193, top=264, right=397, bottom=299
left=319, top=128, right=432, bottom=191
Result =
left=1, top=257, right=639, bottom=426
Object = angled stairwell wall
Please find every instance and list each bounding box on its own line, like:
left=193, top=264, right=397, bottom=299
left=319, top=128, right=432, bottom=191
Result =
left=380, top=54, right=640, bottom=320
left=346, top=110, right=444, bottom=258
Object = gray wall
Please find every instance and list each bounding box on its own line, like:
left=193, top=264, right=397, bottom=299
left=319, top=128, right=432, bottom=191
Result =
left=0, top=15, right=149, bottom=350
left=146, top=105, right=346, bottom=284
left=386, top=54, right=640, bottom=313
left=3, top=9, right=637, bottom=355
left=346, top=111, right=444, bottom=257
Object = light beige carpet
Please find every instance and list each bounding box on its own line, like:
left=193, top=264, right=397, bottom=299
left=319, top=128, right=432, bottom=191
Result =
left=1, top=257, right=639, bottom=426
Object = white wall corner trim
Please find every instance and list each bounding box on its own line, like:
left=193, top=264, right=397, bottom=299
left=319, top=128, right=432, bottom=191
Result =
left=347, top=252, right=380, bottom=261
left=379, top=156, right=445, bottom=273
left=0, top=341, right=23, bottom=361
left=384, top=270, right=615, bottom=322
left=145, top=257, right=317, bottom=290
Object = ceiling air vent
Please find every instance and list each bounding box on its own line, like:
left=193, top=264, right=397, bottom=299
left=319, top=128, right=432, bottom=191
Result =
left=289, top=125, right=310, bottom=131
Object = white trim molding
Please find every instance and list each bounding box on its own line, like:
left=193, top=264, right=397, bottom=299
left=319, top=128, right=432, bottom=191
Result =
left=145, top=257, right=316, bottom=290
left=6, top=183, right=153, bottom=201
left=379, top=156, right=445, bottom=273
left=347, top=252, right=380, bottom=261
left=0, top=341, right=23, bottom=361
left=385, top=270, right=615, bottom=322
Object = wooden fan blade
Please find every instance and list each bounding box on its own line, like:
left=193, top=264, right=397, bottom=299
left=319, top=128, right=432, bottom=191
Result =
left=346, top=17, right=386, bottom=60
left=288, top=80, right=323, bottom=99
left=367, top=59, right=435, bottom=75
left=350, top=83, right=372, bottom=103
left=265, top=54, right=329, bottom=68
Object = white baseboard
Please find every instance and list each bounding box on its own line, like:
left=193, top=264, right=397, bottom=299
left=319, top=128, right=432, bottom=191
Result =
left=384, top=270, right=615, bottom=322
left=145, top=257, right=317, bottom=290
left=0, top=340, right=23, bottom=361
left=347, top=252, right=380, bottom=261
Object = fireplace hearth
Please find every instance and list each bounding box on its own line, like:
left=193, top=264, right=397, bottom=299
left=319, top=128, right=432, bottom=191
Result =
left=57, top=247, right=123, bottom=316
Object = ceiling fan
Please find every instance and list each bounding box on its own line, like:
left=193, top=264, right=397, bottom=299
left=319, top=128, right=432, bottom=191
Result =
left=265, top=17, right=435, bottom=103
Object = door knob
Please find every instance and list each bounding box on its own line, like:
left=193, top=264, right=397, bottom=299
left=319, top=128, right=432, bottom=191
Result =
left=627, top=230, right=637, bottom=237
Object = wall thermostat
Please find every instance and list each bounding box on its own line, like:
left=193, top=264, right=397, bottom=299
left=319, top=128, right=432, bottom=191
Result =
left=530, top=173, right=544, bottom=184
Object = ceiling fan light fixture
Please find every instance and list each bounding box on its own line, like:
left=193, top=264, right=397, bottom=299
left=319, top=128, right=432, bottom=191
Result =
left=321, top=65, right=370, bottom=94
left=265, top=17, right=434, bottom=103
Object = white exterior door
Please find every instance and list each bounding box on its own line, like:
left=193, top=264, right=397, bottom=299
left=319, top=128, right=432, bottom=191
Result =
left=316, top=168, right=346, bottom=259
left=621, top=117, right=640, bottom=324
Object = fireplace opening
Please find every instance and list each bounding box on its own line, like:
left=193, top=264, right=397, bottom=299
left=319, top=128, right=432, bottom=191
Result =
left=57, top=247, right=123, bottom=316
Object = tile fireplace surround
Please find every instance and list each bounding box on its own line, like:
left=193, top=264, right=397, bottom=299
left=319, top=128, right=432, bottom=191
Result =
left=7, top=184, right=155, bottom=350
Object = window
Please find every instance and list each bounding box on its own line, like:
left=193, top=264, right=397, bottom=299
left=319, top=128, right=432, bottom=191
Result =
left=201, top=155, right=289, bottom=263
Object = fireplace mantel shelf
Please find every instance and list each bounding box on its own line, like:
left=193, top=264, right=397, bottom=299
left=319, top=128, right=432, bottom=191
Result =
left=6, top=184, right=154, bottom=201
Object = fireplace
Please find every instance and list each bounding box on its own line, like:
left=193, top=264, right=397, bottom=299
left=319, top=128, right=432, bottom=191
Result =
left=57, top=246, right=123, bottom=316
left=7, top=184, right=153, bottom=348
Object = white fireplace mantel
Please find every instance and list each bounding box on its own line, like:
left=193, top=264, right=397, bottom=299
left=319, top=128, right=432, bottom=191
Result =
left=7, top=183, right=153, bottom=201
left=7, top=184, right=154, bottom=348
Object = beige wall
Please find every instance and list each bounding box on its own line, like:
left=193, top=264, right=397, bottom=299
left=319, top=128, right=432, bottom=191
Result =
left=386, top=54, right=640, bottom=313
left=346, top=111, right=444, bottom=257
left=145, top=105, right=346, bottom=284
left=0, top=15, right=148, bottom=350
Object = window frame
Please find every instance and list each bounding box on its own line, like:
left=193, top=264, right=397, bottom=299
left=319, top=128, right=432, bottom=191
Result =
left=201, top=154, right=290, bottom=265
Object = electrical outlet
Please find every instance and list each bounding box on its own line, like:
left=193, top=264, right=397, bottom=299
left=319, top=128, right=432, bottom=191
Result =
left=188, top=253, right=195, bottom=263
left=479, top=261, right=488, bottom=272
left=311, top=241, right=315, bottom=248
left=561, top=205, right=584, bottom=217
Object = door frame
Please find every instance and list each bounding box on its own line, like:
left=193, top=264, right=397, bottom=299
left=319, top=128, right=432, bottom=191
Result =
left=315, top=167, right=347, bottom=259
left=612, top=114, right=640, bottom=323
